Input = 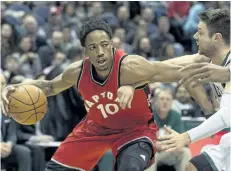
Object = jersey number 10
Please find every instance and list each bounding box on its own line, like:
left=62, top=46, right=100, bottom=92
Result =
left=97, top=104, right=119, bottom=118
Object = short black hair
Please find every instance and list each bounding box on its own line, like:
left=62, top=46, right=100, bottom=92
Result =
left=78, top=18, right=113, bottom=47
left=199, top=9, right=230, bottom=45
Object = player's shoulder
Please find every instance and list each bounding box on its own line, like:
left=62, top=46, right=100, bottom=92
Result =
left=120, top=55, right=146, bottom=70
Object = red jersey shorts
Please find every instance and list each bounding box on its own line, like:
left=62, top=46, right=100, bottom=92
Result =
left=52, top=119, right=158, bottom=171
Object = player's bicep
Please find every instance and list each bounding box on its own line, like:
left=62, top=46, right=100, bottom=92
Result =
left=120, top=55, right=156, bottom=86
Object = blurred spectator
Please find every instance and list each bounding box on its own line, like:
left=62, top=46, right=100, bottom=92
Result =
left=38, top=31, right=65, bottom=69
left=62, top=3, right=82, bottom=31
left=150, top=87, right=191, bottom=171
left=172, top=86, right=195, bottom=116
left=136, top=37, right=155, bottom=61
left=67, top=46, right=84, bottom=62
left=3, top=54, right=21, bottom=83
left=114, top=28, right=133, bottom=53
left=112, top=37, right=122, bottom=49
left=43, top=51, right=70, bottom=75
left=18, top=14, right=47, bottom=51
left=1, top=24, right=17, bottom=67
left=1, top=73, right=32, bottom=171
left=16, top=36, right=42, bottom=78
left=140, top=7, right=159, bottom=35
left=160, top=43, right=176, bottom=60
left=131, top=19, right=148, bottom=49
left=167, top=1, right=191, bottom=44
left=116, top=6, right=136, bottom=33
left=43, top=6, right=64, bottom=37
left=150, top=16, right=175, bottom=57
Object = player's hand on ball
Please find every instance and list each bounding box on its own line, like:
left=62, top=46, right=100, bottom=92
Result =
left=157, top=125, right=191, bottom=152
left=1, top=85, right=17, bottom=116
left=117, top=86, right=135, bottom=109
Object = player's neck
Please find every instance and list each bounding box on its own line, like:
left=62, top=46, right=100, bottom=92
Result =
left=95, top=62, right=113, bottom=81
left=211, top=46, right=230, bottom=65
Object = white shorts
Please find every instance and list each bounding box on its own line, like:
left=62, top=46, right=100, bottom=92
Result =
left=201, top=133, right=230, bottom=171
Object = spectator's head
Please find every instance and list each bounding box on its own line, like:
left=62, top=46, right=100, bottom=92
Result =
left=194, top=9, right=230, bottom=57
left=0, top=73, right=6, bottom=93
left=91, top=2, right=103, bottom=16
left=62, top=26, right=71, bottom=43
left=158, top=16, right=170, bottom=34
left=112, top=37, right=121, bottom=49
left=155, top=88, right=173, bottom=119
left=22, top=15, right=38, bottom=34
left=114, top=28, right=125, bottom=42
left=141, top=7, right=155, bottom=23
left=51, top=31, right=63, bottom=48
left=117, top=6, right=129, bottom=22
left=78, top=18, right=113, bottom=72
left=64, top=3, right=75, bottom=16
left=138, top=37, right=151, bottom=54
left=138, top=19, right=148, bottom=31
left=4, top=54, right=20, bottom=73
left=1, top=23, right=13, bottom=39
left=68, top=47, right=84, bottom=61
left=53, top=52, right=67, bottom=65
left=19, top=36, right=32, bottom=52
left=175, top=86, right=191, bottom=104
left=163, top=43, right=175, bottom=58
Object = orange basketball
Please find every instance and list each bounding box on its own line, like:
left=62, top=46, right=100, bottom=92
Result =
left=8, top=85, right=47, bottom=125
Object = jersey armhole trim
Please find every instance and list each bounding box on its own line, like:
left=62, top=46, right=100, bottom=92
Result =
left=76, top=60, right=84, bottom=90
left=118, top=54, right=128, bottom=88
left=221, top=50, right=230, bottom=66
left=136, top=83, right=149, bottom=90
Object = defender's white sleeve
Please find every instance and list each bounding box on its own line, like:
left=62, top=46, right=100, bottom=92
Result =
left=187, top=93, right=230, bottom=143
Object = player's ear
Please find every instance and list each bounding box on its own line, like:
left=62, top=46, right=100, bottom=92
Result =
left=212, top=33, right=223, bottom=43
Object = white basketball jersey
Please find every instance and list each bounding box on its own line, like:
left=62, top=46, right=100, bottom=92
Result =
left=209, top=51, right=230, bottom=110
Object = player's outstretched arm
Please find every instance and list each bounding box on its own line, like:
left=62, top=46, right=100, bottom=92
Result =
left=162, top=53, right=210, bottom=66
left=120, top=55, right=183, bottom=85
left=1, top=61, right=82, bottom=116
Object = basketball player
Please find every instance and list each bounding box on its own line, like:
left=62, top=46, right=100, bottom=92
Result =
left=2, top=17, right=204, bottom=171
left=157, top=9, right=231, bottom=171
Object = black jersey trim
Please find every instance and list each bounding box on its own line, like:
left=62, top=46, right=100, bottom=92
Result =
left=118, top=54, right=128, bottom=88
left=221, top=50, right=230, bottom=66
left=76, top=60, right=84, bottom=90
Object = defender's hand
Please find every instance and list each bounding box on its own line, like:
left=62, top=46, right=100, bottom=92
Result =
left=1, top=85, right=17, bottom=116
left=157, top=125, right=191, bottom=152
left=117, top=86, right=135, bottom=109
left=179, top=63, right=230, bottom=87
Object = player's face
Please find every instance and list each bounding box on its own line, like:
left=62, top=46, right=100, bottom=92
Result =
left=85, top=30, right=113, bottom=72
left=193, top=21, right=215, bottom=56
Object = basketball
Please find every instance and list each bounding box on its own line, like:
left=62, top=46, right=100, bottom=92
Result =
left=8, top=85, right=47, bottom=125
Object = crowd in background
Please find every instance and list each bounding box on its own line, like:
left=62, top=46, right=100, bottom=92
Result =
left=1, top=1, right=230, bottom=171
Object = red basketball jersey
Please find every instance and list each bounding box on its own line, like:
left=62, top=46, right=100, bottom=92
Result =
left=77, top=49, right=153, bottom=129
